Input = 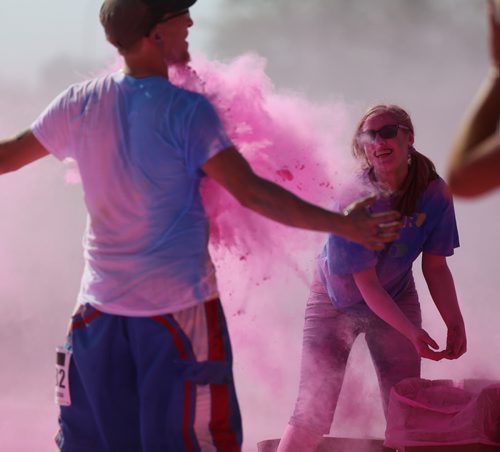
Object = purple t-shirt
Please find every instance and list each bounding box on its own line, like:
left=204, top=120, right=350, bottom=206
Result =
left=318, top=176, right=459, bottom=312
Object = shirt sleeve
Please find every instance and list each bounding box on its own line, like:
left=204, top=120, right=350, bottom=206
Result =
left=423, top=179, right=460, bottom=256
left=31, top=85, right=81, bottom=161
left=183, top=95, right=233, bottom=175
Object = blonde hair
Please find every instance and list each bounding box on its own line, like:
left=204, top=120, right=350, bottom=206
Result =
left=352, top=104, right=437, bottom=216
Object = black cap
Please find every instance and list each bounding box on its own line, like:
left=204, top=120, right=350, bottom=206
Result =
left=100, top=0, right=197, bottom=50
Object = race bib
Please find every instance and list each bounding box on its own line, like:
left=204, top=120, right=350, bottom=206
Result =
left=55, top=347, right=71, bottom=406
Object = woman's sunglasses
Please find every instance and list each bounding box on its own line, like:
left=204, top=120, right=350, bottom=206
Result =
left=359, top=124, right=410, bottom=142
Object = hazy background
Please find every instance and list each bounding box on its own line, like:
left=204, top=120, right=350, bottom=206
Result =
left=1, top=1, right=499, bottom=451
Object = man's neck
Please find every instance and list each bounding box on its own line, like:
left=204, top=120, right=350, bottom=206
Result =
left=123, top=64, right=168, bottom=79
left=122, top=51, right=168, bottom=79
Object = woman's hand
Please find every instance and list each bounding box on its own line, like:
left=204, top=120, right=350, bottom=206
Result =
left=444, top=322, right=467, bottom=359
left=409, top=327, right=447, bottom=361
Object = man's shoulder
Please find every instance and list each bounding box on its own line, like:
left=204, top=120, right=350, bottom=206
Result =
left=60, top=73, right=116, bottom=100
left=170, top=84, right=211, bottom=108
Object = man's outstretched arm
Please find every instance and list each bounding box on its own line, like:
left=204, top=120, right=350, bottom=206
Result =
left=447, top=0, right=500, bottom=197
left=0, top=130, right=49, bottom=175
left=202, top=146, right=400, bottom=251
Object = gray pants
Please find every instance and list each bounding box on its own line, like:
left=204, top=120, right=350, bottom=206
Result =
left=289, top=277, right=421, bottom=434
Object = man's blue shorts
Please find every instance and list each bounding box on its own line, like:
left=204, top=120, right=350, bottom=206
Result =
left=56, top=299, right=242, bottom=451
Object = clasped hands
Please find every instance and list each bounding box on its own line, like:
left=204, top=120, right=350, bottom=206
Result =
left=411, top=323, right=467, bottom=361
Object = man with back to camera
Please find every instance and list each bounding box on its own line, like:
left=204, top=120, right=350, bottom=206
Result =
left=0, top=0, right=401, bottom=450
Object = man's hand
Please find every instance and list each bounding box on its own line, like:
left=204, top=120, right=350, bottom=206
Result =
left=342, top=195, right=401, bottom=251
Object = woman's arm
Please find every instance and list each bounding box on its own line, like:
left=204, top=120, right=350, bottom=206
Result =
left=353, top=267, right=445, bottom=360
left=421, top=252, right=466, bottom=359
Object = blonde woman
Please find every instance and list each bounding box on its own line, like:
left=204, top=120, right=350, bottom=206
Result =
left=278, top=105, right=467, bottom=451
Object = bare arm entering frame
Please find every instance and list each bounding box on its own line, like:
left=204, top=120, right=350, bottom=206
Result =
left=447, top=0, right=500, bottom=197
left=202, top=146, right=401, bottom=250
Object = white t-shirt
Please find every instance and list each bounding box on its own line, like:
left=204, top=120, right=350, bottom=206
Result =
left=32, top=72, right=233, bottom=316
